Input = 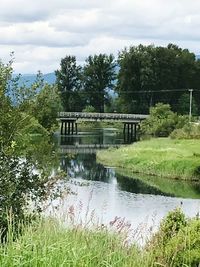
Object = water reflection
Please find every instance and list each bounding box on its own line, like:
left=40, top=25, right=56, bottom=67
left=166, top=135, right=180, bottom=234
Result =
left=58, top=128, right=200, bottom=199
left=116, top=169, right=200, bottom=199
left=45, top=127, right=200, bottom=243
left=61, top=153, right=113, bottom=182
left=116, top=174, right=173, bottom=197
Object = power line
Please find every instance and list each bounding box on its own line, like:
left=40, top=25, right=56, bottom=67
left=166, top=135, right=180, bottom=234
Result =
left=118, top=88, right=200, bottom=94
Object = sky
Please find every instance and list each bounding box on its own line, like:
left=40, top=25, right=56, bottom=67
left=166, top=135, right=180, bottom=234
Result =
left=0, top=0, right=200, bottom=74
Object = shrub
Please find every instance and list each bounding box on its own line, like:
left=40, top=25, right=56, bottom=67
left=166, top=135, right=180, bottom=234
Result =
left=0, top=151, right=47, bottom=241
left=82, top=105, right=96, bottom=113
left=149, top=209, right=200, bottom=267
left=159, top=208, right=187, bottom=241
left=171, top=122, right=200, bottom=139
left=163, top=219, right=200, bottom=267
left=141, top=103, right=188, bottom=137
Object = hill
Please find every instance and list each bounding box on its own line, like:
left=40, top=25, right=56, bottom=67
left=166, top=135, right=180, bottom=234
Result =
left=13, top=72, right=56, bottom=87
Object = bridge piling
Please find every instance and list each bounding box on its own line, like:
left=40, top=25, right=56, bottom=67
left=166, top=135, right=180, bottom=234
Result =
left=60, top=119, right=77, bottom=135
left=123, top=122, right=139, bottom=142
left=61, top=121, right=64, bottom=135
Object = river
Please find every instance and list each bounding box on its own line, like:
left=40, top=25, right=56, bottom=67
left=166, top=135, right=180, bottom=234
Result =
left=46, top=126, right=200, bottom=243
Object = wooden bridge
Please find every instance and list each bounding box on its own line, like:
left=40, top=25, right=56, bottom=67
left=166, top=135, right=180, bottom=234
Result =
left=57, top=112, right=149, bottom=141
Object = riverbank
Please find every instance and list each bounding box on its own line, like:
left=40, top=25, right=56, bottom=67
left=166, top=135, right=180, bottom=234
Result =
left=97, top=138, right=200, bottom=181
left=1, top=210, right=199, bottom=267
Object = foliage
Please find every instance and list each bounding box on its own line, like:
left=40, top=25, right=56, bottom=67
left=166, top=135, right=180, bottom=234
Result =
left=8, top=71, right=45, bottom=112
left=0, top=57, right=59, bottom=240
left=0, top=212, right=199, bottom=267
left=55, top=55, right=84, bottom=111
left=171, top=122, right=200, bottom=139
left=0, top=60, right=27, bottom=149
left=82, top=105, right=96, bottom=113
left=116, top=44, right=200, bottom=114
left=97, top=138, right=200, bottom=180
left=31, top=84, right=62, bottom=131
left=149, top=209, right=200, bottom=267
left=0, top=151, right=47, bottom=241
left=140, top=103, right=188, bottom=137
left=177, top=92, right=198, bottom=116
left=0, top=218, right=147, bottom=267
left=155, top=208, right=187, bottom=243
left=83, top=54, right=116, bottom=112
left=0, top=54, right=13, bottom=94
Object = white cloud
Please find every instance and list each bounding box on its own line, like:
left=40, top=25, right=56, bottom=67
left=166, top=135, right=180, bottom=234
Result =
left=0, top=22, right=89, bottom=47
left=0, top=0, right=200, bottom=73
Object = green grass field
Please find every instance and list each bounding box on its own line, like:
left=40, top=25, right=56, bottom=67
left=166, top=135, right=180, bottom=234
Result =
left=97, top=138, right=200, bottom=180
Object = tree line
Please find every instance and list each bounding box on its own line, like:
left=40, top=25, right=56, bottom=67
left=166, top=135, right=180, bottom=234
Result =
left=55, top=43, right=200, bottom=115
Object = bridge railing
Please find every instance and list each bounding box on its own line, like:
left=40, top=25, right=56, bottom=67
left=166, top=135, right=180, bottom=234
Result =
left=58, top=112, right=149, bottom=121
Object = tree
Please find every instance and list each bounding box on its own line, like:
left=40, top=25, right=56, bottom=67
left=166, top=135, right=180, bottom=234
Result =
left=117, top=45, right=154, bottom=113
left=0, top=151, right=47, bottom=241
left=83, top=54, right=116, bottom=112
left=0, top=56, right=21, bottom=149
left=31, top=84, right=62, bottom=131
left=55, top=55, right=83, bottom=111
left=177, top=93, right=198, bottom=116
left=116, top=44, right=200, bottom=114
left=0, top=57, right=51, bottom=240
left=7, top=71, right=45, bottom=112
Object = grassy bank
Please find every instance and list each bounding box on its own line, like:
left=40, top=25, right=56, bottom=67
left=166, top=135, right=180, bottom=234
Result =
left=0, top=219, right=147, bottom=267
left=97, top=138, right=200, bottom=180
left=0, top=210, right=199, bottom=267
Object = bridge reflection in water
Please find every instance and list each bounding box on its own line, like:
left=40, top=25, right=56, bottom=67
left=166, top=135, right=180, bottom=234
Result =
left=59, top=143, right=123, bottom=154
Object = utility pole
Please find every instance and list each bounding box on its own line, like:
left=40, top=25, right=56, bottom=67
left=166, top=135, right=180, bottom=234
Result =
left=189, top=89, right=193, bottom=122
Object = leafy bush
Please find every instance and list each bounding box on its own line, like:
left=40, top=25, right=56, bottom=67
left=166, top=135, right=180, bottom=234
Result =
left=141, top=103, right=188, bottom=137
left=0, top=151, right=47, bottom=241
left=163, top=219, right=200, bottom=267
left=82, top=105, right=96, bottom=113
left=159, top=208, right=187, bottom=241
left=31, top=84, right=62, bottom=132
left=149, top=209, right=200, bottom=267
left=171, top=122, right=200, bottom=139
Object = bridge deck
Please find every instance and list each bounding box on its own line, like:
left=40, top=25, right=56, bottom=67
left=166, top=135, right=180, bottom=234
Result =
left=58, top=112, right=148, bottom=122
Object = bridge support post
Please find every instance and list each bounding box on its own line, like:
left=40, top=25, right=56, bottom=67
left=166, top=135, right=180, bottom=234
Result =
left=60, top=119, right=77, bottom=135
left=123, top=122, right=139, bottom=143
left=67, top=121, right=71, bottom=135
left=61, top=121, right=64, bottom=135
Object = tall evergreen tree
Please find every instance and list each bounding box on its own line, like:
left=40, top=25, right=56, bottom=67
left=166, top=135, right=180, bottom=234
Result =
left=83, top=54, right=116, bottom=112
left=55, top=55, right=83, bottom=111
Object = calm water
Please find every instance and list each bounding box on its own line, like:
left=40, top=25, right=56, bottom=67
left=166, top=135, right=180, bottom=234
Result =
left=47, top=127, right=200, bottom=242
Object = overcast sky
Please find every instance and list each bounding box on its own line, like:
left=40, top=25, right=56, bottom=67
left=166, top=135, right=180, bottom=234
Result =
left=0, top=0, right=200, bottom=74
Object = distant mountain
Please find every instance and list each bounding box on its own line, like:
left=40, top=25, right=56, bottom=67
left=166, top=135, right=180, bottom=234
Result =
left=196, top=55, right=200, bottom=60
left=13, top=72, right=56, bottom=87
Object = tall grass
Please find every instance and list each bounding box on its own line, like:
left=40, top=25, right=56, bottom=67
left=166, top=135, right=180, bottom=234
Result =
left=0, top=218, right=150, bottom=267
left=0, top=212, right=199, bottom=267
left=1, top=203, right=198, bottom=265
left=97, top=138, right=200, bottom=180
